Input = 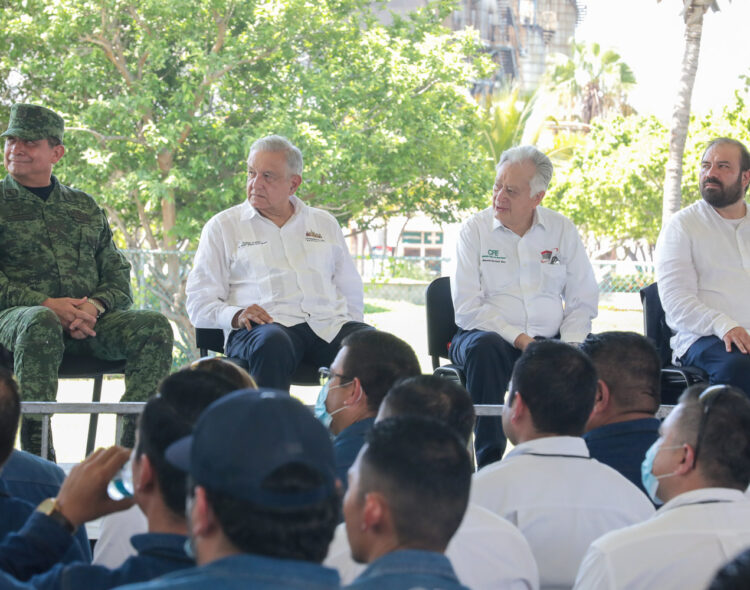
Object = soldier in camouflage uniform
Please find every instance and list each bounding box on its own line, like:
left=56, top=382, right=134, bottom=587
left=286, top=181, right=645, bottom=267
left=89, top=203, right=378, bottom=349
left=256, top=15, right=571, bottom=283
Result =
left=0, top=104, right=173, bottom=456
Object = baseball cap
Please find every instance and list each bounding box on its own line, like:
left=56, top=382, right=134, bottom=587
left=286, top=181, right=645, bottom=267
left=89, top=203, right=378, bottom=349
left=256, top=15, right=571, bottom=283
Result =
left=166, top=388, right=337, bottom=508
left=1, top=104, right=64, bottom=143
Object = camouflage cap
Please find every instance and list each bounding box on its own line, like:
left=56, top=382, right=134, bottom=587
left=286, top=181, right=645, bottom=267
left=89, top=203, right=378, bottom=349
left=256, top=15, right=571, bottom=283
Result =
left=1, top=104, right=64, bottom=143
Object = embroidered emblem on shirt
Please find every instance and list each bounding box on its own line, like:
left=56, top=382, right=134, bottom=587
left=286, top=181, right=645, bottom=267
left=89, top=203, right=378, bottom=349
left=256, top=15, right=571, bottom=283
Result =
left=238, top=240, right=267, bottom=248
left=481, top=249, right=507, bottom=263
left=541, top=248, right=561, bottom=264
left=305, top=230, right=325, bottom=242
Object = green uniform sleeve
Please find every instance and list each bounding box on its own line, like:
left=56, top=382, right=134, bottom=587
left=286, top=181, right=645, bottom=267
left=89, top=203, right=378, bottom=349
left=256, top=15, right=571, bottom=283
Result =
left=0, top=270, right=48, bottom=309
left=89, top=208, right=133, bottom=312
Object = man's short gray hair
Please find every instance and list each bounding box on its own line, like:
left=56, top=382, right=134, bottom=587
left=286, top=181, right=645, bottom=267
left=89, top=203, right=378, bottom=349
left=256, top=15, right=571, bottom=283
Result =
left=248, top=135, right=303, bottom=177
left=497, top=145, right=553, bottom=197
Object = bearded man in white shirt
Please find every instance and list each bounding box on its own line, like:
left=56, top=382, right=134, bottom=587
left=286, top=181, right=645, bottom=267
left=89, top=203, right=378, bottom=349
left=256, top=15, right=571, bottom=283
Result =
left=186, top=135, right=371, bottom=390
left=655, top=137, right=750, bottom=394
left=574, top=384, right=750, bottom=590
left=450, top=145, right=599, bottom=467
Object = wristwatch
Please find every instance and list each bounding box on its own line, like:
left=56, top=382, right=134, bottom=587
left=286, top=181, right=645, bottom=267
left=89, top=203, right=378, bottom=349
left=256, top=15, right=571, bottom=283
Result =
left=36, top=497, right=76, bottom=534
left=89, top=298, right=106, bottom=319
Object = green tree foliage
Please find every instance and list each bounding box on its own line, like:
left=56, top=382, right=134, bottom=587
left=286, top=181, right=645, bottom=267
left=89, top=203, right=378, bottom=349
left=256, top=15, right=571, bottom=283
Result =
left=546, top=115, right=670, bottom=250
left=546, top=82, right=750, bottom=259
left=0, top=0, right=492, bottom=243
left=0, top=0, right=493, bottom=359
left=478, top=86, right=532, bottom=172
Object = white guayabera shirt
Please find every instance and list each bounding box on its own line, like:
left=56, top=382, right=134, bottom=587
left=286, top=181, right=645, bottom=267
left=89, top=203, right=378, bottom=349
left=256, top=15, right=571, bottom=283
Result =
left=451, top=206, right=598, bottom=346
left=186, top=195, right=364, bottom=344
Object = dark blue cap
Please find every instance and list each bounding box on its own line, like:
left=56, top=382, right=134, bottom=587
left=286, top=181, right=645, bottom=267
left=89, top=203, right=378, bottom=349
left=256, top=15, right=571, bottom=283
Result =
left=166, top=388, right=336, bottom=508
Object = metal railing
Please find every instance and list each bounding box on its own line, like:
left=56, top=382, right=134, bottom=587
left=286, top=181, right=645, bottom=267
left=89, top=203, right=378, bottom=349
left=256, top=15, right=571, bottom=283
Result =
left=21, top=402, right=145, bottom=460
left=21, top=401, right=675, bottom=461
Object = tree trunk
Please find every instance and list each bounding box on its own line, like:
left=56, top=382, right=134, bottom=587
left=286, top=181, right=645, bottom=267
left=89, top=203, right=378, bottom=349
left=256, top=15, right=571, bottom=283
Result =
left=662, top=1, right=709, bottom=226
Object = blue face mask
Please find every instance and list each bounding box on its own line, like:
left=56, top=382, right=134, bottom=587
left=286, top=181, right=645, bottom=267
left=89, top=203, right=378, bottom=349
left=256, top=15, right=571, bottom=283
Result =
left=314, top=380, right=353, bottom=429
left=641, top=439, right=682, bottom=505
left=314, top=382, right=334, bottom=428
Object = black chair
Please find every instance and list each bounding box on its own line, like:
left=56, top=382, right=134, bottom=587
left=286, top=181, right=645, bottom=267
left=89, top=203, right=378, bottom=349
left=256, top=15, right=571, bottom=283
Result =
left=195, top=327, right=320, bottom=385
left=0, top=347, right=126, bottom=456
left=639, top=282, right=708, bottom=404
left=425, top=277, right=465, bottom=385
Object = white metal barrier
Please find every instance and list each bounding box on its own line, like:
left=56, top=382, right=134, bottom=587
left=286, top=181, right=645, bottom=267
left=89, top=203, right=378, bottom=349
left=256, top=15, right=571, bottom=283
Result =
left=21, top=402, right=146, bottom=460
left=20, top=401, right=675, bottom=461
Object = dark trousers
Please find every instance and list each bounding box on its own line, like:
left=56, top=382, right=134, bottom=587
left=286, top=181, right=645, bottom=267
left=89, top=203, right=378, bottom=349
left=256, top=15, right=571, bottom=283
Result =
left=681, top=335, right=750, bottom=396
left=450, top=328, right=521, bottom=468
left=226, top=321, right=372, bottom=390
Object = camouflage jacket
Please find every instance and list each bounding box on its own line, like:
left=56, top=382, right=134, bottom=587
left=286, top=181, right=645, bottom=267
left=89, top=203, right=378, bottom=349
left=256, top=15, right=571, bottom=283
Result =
left=0, top=174, right=132, bottom=311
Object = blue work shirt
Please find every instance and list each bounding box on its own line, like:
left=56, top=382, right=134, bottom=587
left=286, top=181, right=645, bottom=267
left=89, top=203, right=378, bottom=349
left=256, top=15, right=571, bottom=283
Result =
left=583, top=417, right=660, bottom=497
left=346, top=549, right=469, bottom=590
left=0, top=451, right=64, bottom=504
left=0, top=498, right=89, bottom=574
left=334, top=417, right=374, bottom=491
left=0, top=452, right=91, bottom=562
left=114, top=553, right=341, bottom=590
left=0, top=512, right=191, bottom=589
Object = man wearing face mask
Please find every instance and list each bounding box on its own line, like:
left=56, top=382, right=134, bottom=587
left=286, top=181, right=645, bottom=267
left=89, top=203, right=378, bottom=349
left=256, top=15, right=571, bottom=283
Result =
left=574, top=384, right=750, bottom=590
left=655, top=137, right=750, bottom=393
left=315, top=329, right=421, bottom=492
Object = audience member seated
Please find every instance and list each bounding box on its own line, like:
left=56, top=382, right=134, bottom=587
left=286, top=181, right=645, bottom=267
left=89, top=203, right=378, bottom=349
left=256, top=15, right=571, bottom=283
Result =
left=93, top=358, right=256, bottom=568
left=342, top=416, right=472, bottom=589
left=0, top=104, right=173, bottom=455
left=315, top=329, right=420, bottom=490
left=0, top=370, right=238, bottom=588
left=471, top=341, right=654, bottom=590
left=655, top=137, right=750, bottom=392
left=0, top=367, right=90, bottom=565
left=450, top=144, right=598, bottom=467
left=186, top=134, right=371, bottom=391
left=325, top=375, right=540, bottom=590
left=574, top=384, right=750, bottom=590
left=115, top=390, right=342, bottom=590
left=581, top=331, right=662, bottom=495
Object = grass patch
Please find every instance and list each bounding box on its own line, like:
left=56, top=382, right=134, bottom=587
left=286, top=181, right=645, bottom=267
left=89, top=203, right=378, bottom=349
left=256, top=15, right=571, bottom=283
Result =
left=364, top=302, right=390, bottom=314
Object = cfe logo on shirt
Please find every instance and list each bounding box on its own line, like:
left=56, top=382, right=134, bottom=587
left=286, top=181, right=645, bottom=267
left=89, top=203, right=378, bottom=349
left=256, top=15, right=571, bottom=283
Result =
left=481, top=249, right=507, bottom=263
left=305, top=230, right=325, bottom=243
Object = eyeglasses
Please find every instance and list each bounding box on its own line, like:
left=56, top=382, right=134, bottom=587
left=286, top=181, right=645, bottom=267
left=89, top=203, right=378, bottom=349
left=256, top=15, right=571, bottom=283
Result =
left=692, top=385, right=730, bottom=466
left=318, top=367, right=351, bottom=387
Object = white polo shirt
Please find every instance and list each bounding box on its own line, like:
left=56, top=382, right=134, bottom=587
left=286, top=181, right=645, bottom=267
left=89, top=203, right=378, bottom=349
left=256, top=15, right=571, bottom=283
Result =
left=471, top=436, right=654, bottom=590
left=574, top=487, right=750, bottom=590
left=186, top=195, right=364, bottom=343
left=655, top=199, right=750, bottom=360
left=451, top=206, right=598, bottom=345
left=325, top=502, right=540, bottom=590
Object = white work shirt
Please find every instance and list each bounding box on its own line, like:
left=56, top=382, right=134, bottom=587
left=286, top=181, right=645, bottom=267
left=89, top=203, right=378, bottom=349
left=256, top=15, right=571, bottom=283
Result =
left=324, top=503, right=540, bottom=590
left=186, top=195, right=364, bottom=343
left=471, top=436, right=654, bottom=590
left=574, top=487, right=750, bottom=590
left=92, top=505, right=147, bottom=568
left=451, top=206, right=598, bottom=345
left=655, top=199, right=750, bottom=360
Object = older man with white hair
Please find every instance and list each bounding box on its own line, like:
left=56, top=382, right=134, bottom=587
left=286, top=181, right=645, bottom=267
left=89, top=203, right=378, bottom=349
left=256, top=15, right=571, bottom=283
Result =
left=186, top=135, right=371, bottom=390
left=450, top=145, right=598, bottom=467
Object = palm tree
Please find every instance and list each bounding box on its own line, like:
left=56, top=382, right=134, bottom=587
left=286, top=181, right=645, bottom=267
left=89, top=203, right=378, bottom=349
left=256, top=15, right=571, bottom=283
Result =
left=661, top=0, right=724, bottom=225
left=478, top=86, right=535, bottom=169
left=543, top=41, right=636, bottom=125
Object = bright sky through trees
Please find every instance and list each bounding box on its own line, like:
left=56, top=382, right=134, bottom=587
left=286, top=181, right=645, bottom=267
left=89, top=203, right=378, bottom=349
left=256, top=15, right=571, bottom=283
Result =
left=576, top=0, right=750, bottom=120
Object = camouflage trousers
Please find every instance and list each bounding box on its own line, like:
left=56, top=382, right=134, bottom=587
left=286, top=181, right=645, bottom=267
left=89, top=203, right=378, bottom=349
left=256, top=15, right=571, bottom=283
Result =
left=0, top=306, right=173, bottom=453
